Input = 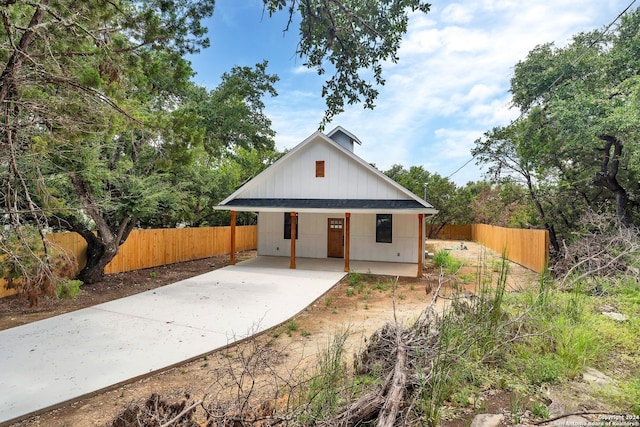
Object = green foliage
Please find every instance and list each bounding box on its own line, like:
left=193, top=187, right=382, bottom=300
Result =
left=621, top=376, right=640, bottom=415
left=264, top=0, right=431, bottom=125
left=285, top=320, right=299, bottom=335
left=383, top=165, right=478, bottom=229
left=432, top=250, right=463, bottom=274
left=510, top=394, right=524, bottom=424
left=522, top=353, right=563, bottom=385
left=475, top=8, right=640, bottom=236
left=347, top=271, right=362, bottom=286
left=56, top=280, right=83, bottom=300
left=347, top=271, right=368, bottom=294
left=0, top=228, right=77, bottom=304
left=299, top=330, right=349, bottom=423
left=414, top=258, right=510, bottom=426
left=532, top=402, right=550, bottom=419
left=375, top=280, right=390, bottom=292
left=431, top=250, right=450, bottom=268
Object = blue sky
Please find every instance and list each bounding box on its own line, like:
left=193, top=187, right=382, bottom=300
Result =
left=188, top=0, right=635, bottom=186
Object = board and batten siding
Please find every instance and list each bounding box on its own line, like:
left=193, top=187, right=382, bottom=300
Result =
left=243, top=136, right=411, bottom=200
left=257, top=212, right=419, bottom=263
left=350, top=213, right=418, bottom=263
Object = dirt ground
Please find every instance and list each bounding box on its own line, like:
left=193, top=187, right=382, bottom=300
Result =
left=2, top=242, right=540, bottom=427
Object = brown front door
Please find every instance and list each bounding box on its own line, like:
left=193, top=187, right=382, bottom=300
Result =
left=327, top=218, right=344, bottom=258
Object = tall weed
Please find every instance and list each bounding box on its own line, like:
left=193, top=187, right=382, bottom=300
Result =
left=299, top=330, right=349, bottom=423
left=415, top=254, right=511, bottom=425
left=432, top=250, right=463, bottom=274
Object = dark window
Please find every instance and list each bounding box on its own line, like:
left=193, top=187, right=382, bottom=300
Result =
left=376, top=214, right=392, bottom=243
left=284, top=213, right=299, bottom=240
left=316, top=160, right=325, bottom=177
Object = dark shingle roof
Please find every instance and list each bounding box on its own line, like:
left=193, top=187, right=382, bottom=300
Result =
left=223, top=198, right=427, bottom=210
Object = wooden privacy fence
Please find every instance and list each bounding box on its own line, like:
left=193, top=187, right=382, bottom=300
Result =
left=0, top=226, right=257, bottom=298
left=427, top=224, right=473, bottom=240
left=428, top=224, right=549, bottom=274
left=102, top=226, right=256, bottom=274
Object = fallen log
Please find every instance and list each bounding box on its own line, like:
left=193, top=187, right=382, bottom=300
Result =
left=319, top=272, right=447, bottom=426
left=376, top=340, right=408, bottom=427
left=320, top=388, right=385, bottom=426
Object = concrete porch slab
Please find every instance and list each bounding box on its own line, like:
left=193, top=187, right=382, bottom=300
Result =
left=238, top=255, right=419, bottom=277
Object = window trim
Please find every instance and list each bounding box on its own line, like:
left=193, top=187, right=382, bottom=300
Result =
left=376, top=214, right=392, bottom=243
left=315, top=160, right=325, bottom=178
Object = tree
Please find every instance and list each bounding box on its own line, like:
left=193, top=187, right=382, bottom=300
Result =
left=159, top=146, right=283, bottom=228
left=264, top=0, right=431, bottom=125
left=1, top=0, right=433, bottom=288
left=467, top=180, right=533, bottom=228
left=41, top=61, right=278, bottom=284
left=383, top=165, right=473, bottom=237
left=509, top=12, right=640, bottom=227
left=475, top=8, right=640, bottom=257
left=473, top=114, right=562, bottom=253
left=0, top=1, right=217, bottom=287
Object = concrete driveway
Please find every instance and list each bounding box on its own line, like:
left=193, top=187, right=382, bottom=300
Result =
left=0, top=262, right=346, bottom=425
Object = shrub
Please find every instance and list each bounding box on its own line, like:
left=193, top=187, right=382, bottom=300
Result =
left=432, top=250, right=451, bottom=268
left=56, top=279, right=83, bottom=300
left=0, top=227, right=78, bottom=306
left=523, top=353, right=563, bottom=385
left=432, top=250, right=463, bottom=274
left=532, top=402, right=550, bottom=419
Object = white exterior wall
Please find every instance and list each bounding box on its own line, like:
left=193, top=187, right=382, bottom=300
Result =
left=258, top=211, right=419, bottom=263
left=350, top=213, right=418, bottom=263
left=243, top=137, right=412, bottom=201
left=258, top=212, right=331, bottom=258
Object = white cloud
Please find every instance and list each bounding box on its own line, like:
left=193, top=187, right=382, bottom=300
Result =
left=258, top=0, right=633, bottom=185
left=441, top=3, right=474, bottom=24
left=292, top=65, right=315, bottom=74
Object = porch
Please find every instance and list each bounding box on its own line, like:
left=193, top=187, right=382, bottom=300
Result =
left=237, top=255, right=420, bottom=277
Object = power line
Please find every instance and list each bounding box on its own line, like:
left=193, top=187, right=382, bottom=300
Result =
left=447, top=156, right=475, bottom=180
left=446, top=0, right=637, bottom=180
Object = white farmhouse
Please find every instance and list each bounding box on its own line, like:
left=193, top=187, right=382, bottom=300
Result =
left=216, top=126, right=438, bottom=277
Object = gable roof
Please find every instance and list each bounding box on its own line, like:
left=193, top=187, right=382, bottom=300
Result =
left=217, top=128, right=438, bottom=215
left=326, top=125, right=362, bottom=146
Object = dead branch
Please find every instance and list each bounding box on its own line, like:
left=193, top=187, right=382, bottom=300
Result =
left=555, top=211, right=640, bottom=291
left=376, top=339, right=407, bottom=427
left=158, top=398, right=204, bottom=427
left=534, top=411, right=626, bottom=425
left=320, top=389, right=385, bottom=426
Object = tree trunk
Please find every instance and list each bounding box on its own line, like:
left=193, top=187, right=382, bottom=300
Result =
left=524, top=172, right=560, bottom=254
left=0, top=0, right=51, bottom=105
left=56, top=214, right=125, bottom=284
left=78, top=235, right=118, bottom=284
left=322, top=330, right=410, bottom=427
left=594, top=135, right=631, bottom=226
left=321, top=389, right=385, bottom=426
left=58, top=175, right=136, bottom=284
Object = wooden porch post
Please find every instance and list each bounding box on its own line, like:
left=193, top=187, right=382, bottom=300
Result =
left=290, top=212, right=297, bottom=269
left=230, top=210, right=237, bottom=266
left=344, top=213, right=351, bottom=272
left=417, top=214, right=424, bottom=277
